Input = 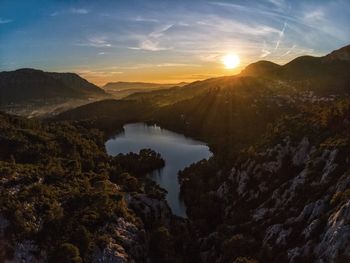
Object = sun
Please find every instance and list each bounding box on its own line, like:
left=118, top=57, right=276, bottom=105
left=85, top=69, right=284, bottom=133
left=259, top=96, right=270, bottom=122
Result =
left=222, top=54, right=240, bottom=69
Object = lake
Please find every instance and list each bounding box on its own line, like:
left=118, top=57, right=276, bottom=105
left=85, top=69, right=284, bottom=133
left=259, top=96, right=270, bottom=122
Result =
left=105, top=123, right=212, bottom=217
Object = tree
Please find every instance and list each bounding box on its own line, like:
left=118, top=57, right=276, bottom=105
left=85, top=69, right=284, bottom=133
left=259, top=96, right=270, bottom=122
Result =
left=52, top=243, right=82, bottom=263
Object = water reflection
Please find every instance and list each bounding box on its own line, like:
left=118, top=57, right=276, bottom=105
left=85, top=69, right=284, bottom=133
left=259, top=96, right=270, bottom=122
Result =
left=105, top=123, right=212, bottom=217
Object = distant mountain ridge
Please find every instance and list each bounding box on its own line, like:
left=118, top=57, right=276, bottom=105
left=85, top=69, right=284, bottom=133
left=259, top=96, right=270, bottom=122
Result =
left=102, top=81, right=188, bottom=99
left=0, top=68, right=108, bottom=105
left=241, top=44, right=350, bottom=95
left=57, top=43, right=350, bottom=135
left=103, top=81, right=188, bottom=90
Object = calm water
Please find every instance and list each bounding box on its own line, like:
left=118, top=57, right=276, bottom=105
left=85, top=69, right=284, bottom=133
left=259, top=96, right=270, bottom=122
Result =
left=105, top=123, right=212, bottom=217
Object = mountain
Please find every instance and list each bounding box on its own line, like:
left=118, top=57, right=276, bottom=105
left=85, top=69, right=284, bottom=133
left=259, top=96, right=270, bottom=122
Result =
left=0, top=68, right=111, bottom=118
left=0, top=111, right=187, bottom=262
left=239, top=60, right=281, bottom=77
left=57, top=44, right=350, bottom=147
left=56, top=99, right=154, bottom=135
left=241, top=45, right=350, bottom=95
left=0, top=68, right=108, bottom=104
left=324, top=44, right=350, bottom=61
left=45, top=44, right=350, bottom=262
left=102, top=81, right=188, bottom=99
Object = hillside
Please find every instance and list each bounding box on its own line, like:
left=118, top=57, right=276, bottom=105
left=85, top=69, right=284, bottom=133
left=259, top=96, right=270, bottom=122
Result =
left=0, top=112, right=194, bottom=262
left=0, top=68, right=110, bottom=117
left=122, top=46, right=350, bottom=108
left=0, top=68, right=108, bottom=104
left=20, top=44, right=350, bottom=262
left=103, top=81, right=187, bottom=99
left=56, top=45, right=350, bottom=154
left=55, top=99, right=155, bottom=136
left=241, top=45, right=350, bottom=95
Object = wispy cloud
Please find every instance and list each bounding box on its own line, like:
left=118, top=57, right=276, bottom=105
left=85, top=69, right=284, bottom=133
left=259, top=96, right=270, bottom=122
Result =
left=268, top=0, right=289, bottom=12
left=196, top=17, right=280, bottom=36
left=129, top=40, right=172, bottom=51
left=149, top=24, right=173, bottom=38
left=281, top=44, right=296, bottom=56
left=129, top=24, right=174, bottom=51
left=261, top=41, right=271, bottom=58
left=155, top=63, right=200, bottom=67
left=304, top=9, right=325, bottom=23
left=0, top=18, right=13, bottom=24
left=77, top=36, right=112, bottom=48
left=133, top=16, right=159, bottom=23
left=78, top=69, right=123, bottom=77
left=81, top=63, right=199, bottom=71
left=140, top=40, right=172, bottom=51
left=50, top=8, right=89, bottom=17
left=275, top=21, right=287, bottom=50
left=70, top=8, right=89, bottom=15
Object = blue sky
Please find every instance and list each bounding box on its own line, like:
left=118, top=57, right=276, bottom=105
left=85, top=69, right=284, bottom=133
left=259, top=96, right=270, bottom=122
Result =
left=1, top=0, right=350, bottom=85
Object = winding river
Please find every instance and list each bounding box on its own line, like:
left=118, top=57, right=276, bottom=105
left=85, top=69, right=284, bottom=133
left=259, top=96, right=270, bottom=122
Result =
left=105, top=123, right=212, bottom=217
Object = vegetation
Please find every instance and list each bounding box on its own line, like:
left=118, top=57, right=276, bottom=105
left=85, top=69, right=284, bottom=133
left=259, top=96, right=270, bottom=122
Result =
left=0, top=112, right=177, bottom=262
left=2, top=45, right=350, bottom=262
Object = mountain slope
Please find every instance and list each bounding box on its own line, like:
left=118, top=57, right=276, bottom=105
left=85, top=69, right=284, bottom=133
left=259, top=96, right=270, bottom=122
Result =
left=0, top=111, right=190, bottom=262
left=0, top=68, right=108, bottom=104
left=102, top=81, right=188, bottom=99
left=241, top=45, right=350, bottom=95
left=5, top=44, right=350, bottom=263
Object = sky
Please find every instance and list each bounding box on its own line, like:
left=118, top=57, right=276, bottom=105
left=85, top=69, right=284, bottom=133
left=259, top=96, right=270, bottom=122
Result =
left=1, top=0, right=350, bottom=86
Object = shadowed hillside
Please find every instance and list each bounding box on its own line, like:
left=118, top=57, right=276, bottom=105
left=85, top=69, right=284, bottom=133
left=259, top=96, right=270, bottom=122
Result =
left=103, top=81, right=188, bottom=99
left=0, top=68, right=111, bottom=118
left=12, top=44, right=350, bottom=263
left=0, top=68, right=108, bottom=104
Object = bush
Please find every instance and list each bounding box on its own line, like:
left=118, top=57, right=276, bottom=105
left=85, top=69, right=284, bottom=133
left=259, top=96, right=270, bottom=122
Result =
left=51, top=243, right=82, bottom=263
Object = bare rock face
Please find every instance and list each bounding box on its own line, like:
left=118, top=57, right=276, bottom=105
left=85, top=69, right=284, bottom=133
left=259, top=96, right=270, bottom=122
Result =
left=314, top=200, right=350, bottom=263
left=199, top=136, right=350, bottom=262
left=10, top=240, right=46, bottom=263
left=128, top=193, right=172, bottom=227
left=92, top=218, right=147, bottom=263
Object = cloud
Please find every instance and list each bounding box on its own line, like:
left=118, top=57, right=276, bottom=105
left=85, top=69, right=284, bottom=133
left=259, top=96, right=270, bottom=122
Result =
left=50, top=8, right=89, bottom=17
left=198, top=53, right=221, bottom=62
left=304, top=10, right=325, bottom=23
left=281, top=44, right=296, bottom=56
left=261, top=41, right=271, bottom=58
left=76, top=37, right=113, bottom=48
left=210, top=1, right=294, bottom=21
left=275, top=22, right=287, bottom=50
left=70, top=8, right=89, bottom=15
left=78, top=69, right=123, bottom=77
left=268, top=0, right=289, bottom=11
left=155, top=63, right=200, bottom=67
left=195, top=17, right=280, bottom=37
left=88, top=63, right=199, bottom=71
left=0, top=18, right=13, bottom=24
left=149, top=24, right=174, bottom=38
left=133, top=16, right=159, bottom=23
left=129, top=24, right=174, bottom=51
left=129, top=39, right=172, bottom=51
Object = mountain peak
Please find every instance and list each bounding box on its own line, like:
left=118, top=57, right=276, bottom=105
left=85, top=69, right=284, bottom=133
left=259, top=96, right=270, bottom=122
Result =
left=240, top=60, right=281, bottom=77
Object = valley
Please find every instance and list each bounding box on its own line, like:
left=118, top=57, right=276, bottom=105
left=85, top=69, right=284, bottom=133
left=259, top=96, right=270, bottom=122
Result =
left=1, top=44, right=350, bottom=263
left=106, top=123, right=212, bottom=217
left=102, top=82, right=188, bottom=99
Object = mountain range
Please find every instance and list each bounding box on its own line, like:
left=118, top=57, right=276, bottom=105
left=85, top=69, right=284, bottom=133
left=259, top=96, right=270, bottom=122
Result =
left=102, top=81, right=188, bottom=99
left=2, top=44, right=350, bottom=263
